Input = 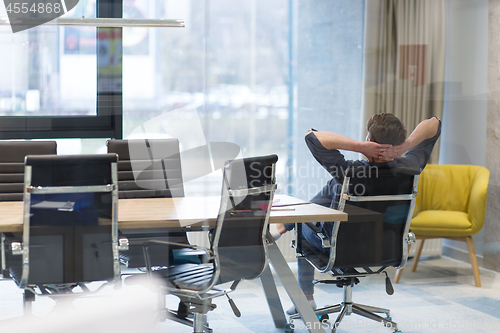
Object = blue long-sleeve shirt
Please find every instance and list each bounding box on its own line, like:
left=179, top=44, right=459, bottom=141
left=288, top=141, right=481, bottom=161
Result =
left=304, top=117, right=441, bottom=236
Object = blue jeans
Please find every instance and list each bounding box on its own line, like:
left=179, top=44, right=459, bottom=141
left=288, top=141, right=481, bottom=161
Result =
left=284, top=182, right=336, bottom=296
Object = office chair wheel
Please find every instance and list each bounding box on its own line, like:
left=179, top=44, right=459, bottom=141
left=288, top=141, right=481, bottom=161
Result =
left=319, top=314, right=329, bottom=322
left=284, top=322, right=294, bottom=333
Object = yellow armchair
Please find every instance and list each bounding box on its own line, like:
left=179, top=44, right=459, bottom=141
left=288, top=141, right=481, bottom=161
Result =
left=394, top=164, right=490, bottom=287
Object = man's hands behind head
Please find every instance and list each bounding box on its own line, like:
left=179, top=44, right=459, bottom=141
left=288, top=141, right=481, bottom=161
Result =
left=360, top=140, right=408, bottom=162
left=380, top=142, right=408, bottom=160
left=359, top=141, right=393, bottom=160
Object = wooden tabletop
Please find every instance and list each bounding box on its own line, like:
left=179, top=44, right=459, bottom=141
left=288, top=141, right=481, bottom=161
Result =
left=0, top=194, right=347, bottom=232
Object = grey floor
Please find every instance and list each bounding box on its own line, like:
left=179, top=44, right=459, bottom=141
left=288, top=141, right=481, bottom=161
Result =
left=1, top=256, right=500, bottom=333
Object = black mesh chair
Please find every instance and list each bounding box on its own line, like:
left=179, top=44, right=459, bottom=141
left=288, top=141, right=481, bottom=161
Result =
left=290, top=166, right=419, bottom=333
left=142, top=155, right=278, bottom=333
left=107, top=139, right=191, bottom=269
left=8, top=154, right=120, bottom=316
left=0, top=141, right=57, bottom=278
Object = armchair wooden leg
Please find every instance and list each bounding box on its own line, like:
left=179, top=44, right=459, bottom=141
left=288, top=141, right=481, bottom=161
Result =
left=394, top=244, right=411, bottom=283
left=394, top=267, right=403, bottom=284
left=410, top=239, right=425, bottom=272
left=464, top=236, right=481, bottom=287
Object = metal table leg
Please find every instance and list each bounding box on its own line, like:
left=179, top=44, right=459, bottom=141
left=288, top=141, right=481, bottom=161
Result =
left=260, top=265, right=287, bottom=328
left=267, top=242, right=326, bottom=333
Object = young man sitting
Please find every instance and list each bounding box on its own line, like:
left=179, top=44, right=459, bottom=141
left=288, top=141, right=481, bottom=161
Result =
left=270, top=113, right=441, bottom=314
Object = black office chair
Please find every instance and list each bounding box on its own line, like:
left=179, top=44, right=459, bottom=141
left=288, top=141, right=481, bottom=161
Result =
left=107, top=139, right=184, bottom=199
left=289, top=165, right=419, bottom=333
left=107, top=139, right=191, bottom=269
left=8, top=154, right=121, bottom=316
left=0, top=141, right=57, bottom=279
left=142, top=154, right=278, bottom=333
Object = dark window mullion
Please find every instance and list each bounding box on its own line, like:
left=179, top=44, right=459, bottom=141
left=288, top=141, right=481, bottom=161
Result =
left=96, top=0, right=123, bottom=140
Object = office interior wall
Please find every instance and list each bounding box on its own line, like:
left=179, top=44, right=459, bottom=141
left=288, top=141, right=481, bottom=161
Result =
left=485, top=0, right=500, bottom=273
left=439, top=0, right=489, bottom=267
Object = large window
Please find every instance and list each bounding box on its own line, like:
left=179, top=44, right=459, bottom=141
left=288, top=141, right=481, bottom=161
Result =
left=0, top=0, right=121, bottom=139
left=0, top=2, right=97, bottom=117
left=0, top=0, right=365, bottom=197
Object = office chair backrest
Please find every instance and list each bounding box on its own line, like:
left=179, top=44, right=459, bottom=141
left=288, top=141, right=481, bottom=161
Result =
left=0, top=141, right=57, bottom=201
left=212, top=155, right=278, bottom=284
left=107, top=139, right=187, bottom=268
left=332, top=165, right=419, bottom=269
left=17, top=154, right=119, bottom=287
left=107, top=139, right=184, bottom=199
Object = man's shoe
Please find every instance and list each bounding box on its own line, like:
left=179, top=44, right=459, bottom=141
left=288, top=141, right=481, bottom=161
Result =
left=286, top=300, right=317, bottom=315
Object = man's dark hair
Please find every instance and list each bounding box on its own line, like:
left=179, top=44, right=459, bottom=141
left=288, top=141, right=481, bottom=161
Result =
left=366, top=113, right=407, bottom=145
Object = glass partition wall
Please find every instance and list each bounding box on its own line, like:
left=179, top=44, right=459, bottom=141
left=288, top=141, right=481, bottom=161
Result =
left=0, top=0, right=366, bottom=197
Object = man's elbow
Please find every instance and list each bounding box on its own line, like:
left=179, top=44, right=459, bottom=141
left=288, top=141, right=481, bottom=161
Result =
left=429, top=116, right=440, bottom=135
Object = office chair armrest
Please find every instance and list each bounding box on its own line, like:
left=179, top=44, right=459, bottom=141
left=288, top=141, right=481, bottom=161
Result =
left=118, top=238, right=129, bottom=251
left=11, top=242, right=23, bottom=255
left=405, top=231, right=416, bottom=244
left=305, top=222, right=332, bottom=249
left=316, top=233, right=331, bottom=248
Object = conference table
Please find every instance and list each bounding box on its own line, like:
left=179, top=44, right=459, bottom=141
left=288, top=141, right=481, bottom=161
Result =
left=0, top=194, right=347, bottom=333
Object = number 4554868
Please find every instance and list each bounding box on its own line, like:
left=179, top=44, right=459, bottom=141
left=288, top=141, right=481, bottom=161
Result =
left=6, top=2, right=62, bottom=14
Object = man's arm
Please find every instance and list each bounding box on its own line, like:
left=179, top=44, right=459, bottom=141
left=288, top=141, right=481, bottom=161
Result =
left=313, top=131, right=392, bottom=159
left=384, top=117, right=441, bottom=159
